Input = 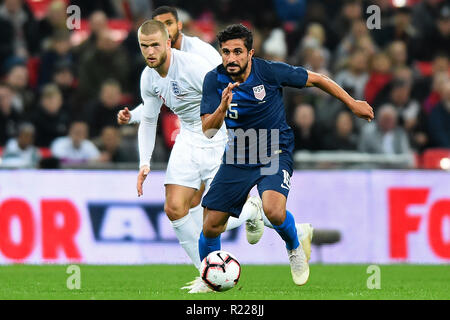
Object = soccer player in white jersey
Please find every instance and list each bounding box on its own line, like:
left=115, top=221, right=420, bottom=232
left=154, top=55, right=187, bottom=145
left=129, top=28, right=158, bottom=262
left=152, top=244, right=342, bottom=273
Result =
left=134, top=20, right=265, bottom=293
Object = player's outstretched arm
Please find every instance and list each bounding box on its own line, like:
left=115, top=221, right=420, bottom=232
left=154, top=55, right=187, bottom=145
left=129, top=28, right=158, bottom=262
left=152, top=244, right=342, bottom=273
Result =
left=201, top=82, right=239, bottom=138
left=305, top=70, right=374, bottom=122
left=117, top=105, right=143, bottom=125
left=137, top=115, right=158, bottom=196
left=117, top=107, right=131, bottom=124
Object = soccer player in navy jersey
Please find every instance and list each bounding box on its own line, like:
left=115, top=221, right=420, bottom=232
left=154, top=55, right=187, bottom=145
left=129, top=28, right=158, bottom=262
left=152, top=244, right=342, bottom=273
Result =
left=199, top=24, right=374, bottom=286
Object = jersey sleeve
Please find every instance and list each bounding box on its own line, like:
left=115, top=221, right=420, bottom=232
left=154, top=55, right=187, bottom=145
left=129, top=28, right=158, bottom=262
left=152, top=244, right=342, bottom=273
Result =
left=138, top=68, right=162, bottom=168
left=266, top=60, right=309, bottom=89
left=200, top=71, right=221, bottom=116
left=140, top=68, right=163, bottom=119
left=196, top=39, right=222, bottom=67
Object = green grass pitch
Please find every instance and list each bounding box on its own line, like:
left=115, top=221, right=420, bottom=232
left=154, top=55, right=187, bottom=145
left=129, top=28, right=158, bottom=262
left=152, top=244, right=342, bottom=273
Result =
left=0, top=264, right=448, bottom=300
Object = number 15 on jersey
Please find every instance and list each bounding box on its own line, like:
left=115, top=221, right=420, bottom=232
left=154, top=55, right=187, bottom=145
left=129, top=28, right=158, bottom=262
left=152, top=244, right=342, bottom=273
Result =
left=227, top=103, right=238, bottom=119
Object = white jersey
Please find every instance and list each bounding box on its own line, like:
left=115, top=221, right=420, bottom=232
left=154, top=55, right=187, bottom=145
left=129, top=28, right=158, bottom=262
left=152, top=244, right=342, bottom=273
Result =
left=180, top=33, right=222, bottom=67
left=138, top=49, right=227, bottom=168
left=129, top=33, right=221, bottom=124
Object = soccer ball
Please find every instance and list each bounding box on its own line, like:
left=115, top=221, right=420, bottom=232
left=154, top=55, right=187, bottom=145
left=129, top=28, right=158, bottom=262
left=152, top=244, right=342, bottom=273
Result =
left=200, top=250, right=241, bottom=292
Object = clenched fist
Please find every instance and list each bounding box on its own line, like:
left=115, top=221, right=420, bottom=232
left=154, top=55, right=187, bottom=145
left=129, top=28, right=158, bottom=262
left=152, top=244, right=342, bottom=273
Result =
left=117, top=107, right=131, bottom=125
left=348, top=100, right=375, bottom=122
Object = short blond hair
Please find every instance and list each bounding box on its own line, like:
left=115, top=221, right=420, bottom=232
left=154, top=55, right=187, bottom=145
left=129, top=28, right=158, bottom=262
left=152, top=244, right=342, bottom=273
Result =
left=138, top=20, right=169, bottom=39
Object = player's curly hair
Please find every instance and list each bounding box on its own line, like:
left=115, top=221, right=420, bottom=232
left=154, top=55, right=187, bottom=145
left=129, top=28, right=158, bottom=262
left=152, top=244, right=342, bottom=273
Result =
left=217, top=24, right=253, bottom=51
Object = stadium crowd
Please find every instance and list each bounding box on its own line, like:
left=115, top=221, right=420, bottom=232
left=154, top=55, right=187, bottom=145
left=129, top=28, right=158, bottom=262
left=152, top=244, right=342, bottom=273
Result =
left=0, top=0, right=448, bottom=168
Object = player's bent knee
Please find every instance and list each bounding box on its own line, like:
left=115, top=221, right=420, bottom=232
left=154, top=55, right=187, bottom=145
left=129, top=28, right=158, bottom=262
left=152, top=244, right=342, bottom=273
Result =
left=263, top=204, right=286, bottom=226
left=202, top=219, right=225, bottom=238
left=203, top=224, right=222, bottom=238
left=164, top=201, right=189, bottom=221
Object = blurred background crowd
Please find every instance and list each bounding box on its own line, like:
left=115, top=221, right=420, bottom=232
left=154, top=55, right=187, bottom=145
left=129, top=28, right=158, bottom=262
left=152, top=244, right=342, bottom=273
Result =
left=0, top=0, right=448, bottom=169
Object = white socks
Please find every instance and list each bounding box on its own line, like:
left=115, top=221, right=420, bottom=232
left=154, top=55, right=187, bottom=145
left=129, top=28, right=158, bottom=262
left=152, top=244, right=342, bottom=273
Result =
left=171, top=212, right=202, bottom=270
left=188, top=204, right=204, bottom=230
left=225, top=199, right=258, bottom=231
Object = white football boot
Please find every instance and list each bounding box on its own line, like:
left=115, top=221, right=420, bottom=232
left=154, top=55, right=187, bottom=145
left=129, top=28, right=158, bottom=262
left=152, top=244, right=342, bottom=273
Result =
left=297, top=223, right=314, bottom=262
left=287, top=243, right=310, bottom=286
left=244, top=196, right=265, bottom=244
left=181, top=277, right=213, bottom=293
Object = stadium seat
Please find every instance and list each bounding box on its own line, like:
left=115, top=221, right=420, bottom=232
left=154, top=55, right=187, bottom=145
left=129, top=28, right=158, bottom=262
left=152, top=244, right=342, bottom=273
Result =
left=415, top=61, right=433, bottom=77
left=39, top=147, right=52, bottom=159
left=27, top=56, right=41, bottom=89
left=421, top=148, right=450, bottom=169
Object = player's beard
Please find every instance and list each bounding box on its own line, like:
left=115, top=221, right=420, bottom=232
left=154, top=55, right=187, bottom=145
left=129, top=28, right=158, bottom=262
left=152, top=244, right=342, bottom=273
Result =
left=170, top=29, right=180, bottom=47
left=146, top=51, right=167, bottom=69
left=225, top=60, right=249, bottom=77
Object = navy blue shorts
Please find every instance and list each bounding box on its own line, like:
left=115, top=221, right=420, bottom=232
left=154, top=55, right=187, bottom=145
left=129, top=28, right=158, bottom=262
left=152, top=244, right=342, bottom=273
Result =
left=202, top=152, right=293, bottom=217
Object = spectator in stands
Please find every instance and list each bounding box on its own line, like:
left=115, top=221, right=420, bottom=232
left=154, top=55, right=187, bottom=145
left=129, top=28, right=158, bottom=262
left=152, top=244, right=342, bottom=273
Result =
left=0, top=11, right=14, bottom=66
left=30, top=84, right=69, bottom=147
left=0, top=82, right=21, bottom=146
left=333, top=19, right=369, bottom=71
left=262, top=28, right=288, bottom=62
left=371, top=5, right=417, bottom=51
left=303, top=46, right=329, bottom=75
left=331, top=0, right=363, bottom=40
left=372, top=65, right=413, bottom=110
left=5, top=62, right=34, bottom=113
left=414, top=53, right=450, bottom=105
left=51, top=60, right=77, bottom=116
left=364, top=52, right=392, bottom=106
left=381, top=78, right=429, bottom=152
left=412, top=1, right=449, bottom=61
left=353, top=34, right=377, bottom=60
left=73, top=10, right=109, bottom=61
left=412, top=0, right=445, bottom=34
left=292, top=103, right=324, bottom=151
left=273, top=0, right=307, bottom=23
left=1, top=122, right=39, bottom=168
left=0, top=0, right=39, bottom=58
left=388, top=80, right=421, bottom=129
left=121, top=15, right=147, bottom=103
left=97, top=126, right=136, bottom=163
left=38, top=30, right=74, bottom=87
left=428, top=82, right=450, bottom=148
left=295, top=23, right=330, bottom=67
left=358, top=104, right=411, bottom=154
left=37, top=0, right=69, bottom=46
left=422, top=71, right=449, bottom=115
left=323, top=110, right=358, bottom=151
left=334, top=49, right=369, bottom=101
left=387, top=40, right=409, bottom=70
left=294, top=46, right=335, bottom=128
left=85, top=79, right=123, bottom=138
left=77, top=28, right=129, bottom=104
left=50, top=121, right=100, bottom=164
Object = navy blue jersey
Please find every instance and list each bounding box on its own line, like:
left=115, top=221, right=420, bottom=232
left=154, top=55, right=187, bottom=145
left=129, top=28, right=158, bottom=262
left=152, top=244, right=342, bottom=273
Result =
left=200, top=57, right=308, bottom=167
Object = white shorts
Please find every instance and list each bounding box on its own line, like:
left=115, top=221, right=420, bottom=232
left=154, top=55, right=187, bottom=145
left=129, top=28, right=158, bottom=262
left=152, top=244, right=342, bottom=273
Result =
left=164, top=133, right=225, bottom=191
